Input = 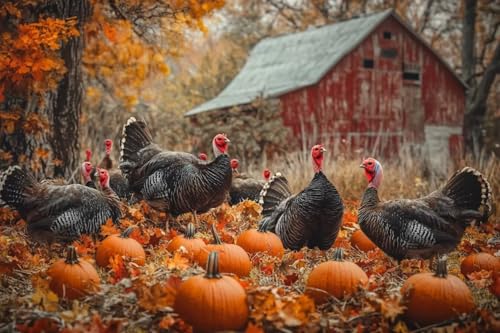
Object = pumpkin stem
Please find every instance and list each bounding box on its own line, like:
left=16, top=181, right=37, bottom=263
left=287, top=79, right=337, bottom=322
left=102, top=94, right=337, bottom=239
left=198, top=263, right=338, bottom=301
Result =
left=121, top=226, right=136, bottom=238
left=65, top=246, right=80, bottom=264
left=205, top=251, right=222, bottom=279
left=210, top=223, right=223, bottom=245
left=332, top=248, right=344, bottom=261
left=185, top=223, right=196, bottom=239
left=434, top=256, right=448, bottom=278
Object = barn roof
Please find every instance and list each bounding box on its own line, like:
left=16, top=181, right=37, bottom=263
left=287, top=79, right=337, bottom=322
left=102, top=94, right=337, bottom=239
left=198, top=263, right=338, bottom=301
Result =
left=186, top=9, right=464, bottom=117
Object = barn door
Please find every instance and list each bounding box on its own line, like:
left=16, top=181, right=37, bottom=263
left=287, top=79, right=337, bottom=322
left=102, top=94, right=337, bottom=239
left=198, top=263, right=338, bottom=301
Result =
left=402, top=83, right=424, bottom=143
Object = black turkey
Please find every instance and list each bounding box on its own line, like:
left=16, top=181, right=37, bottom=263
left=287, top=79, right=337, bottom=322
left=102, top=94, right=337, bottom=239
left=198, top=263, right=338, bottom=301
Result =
left=229, top=159, right=271, bottom=205
left=119, top=117, right=232, bottom=222
left=259, top=145, right=344, bottom=250
left=358, top=157, right=492, bottom=261
left=0, top=166, right=121, bottom=243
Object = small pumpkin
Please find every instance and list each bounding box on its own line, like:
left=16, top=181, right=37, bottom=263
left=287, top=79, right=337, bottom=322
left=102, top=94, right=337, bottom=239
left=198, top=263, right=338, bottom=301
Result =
left=174, top=251, right=249, bottom=332
left=401, top=256, right=475, bottom=326
left=196, top=223, right=251, bottom=277
left=350, top=229, right=377, bottom=252
left=167, top=223, right=206, bottom=260
left=96, top=227, right=146, bottom=267
left=48, top=246, right=100, bottom=300
left=236, top=224, right=284, bottom=258
left=460, top=252, right=500, bottom=277
left=306, top=248, right=368, bottom=303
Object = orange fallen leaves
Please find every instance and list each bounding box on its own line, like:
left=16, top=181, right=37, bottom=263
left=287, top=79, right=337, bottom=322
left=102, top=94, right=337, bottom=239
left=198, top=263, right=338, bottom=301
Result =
left=100, top=218, right=120, bottom=237
left=249, top=287, right=317, bottom=328
left=165, top=251, right=190, bottom=271
left=137, top=276, right=182, bottom=313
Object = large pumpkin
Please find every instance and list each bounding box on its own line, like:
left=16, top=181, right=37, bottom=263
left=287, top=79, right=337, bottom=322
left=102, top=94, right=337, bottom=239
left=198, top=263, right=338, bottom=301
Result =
left=350, top=229, right=377, bottom=252
left=306, top=248, right=368, bottom=304
left=174, top=251, right=249, bottom=332
left=236, top=224, right=284, bottom=259
left=196, top=224, right=251, bottom=277
left=167, top=223, right=206, bottom=260
left=460, top=252, right=500, bottom=277
left=401, top=257, right=475, bottom=326
left=48, top=246, right=100, bottom=300
left=96, top=227, right=146, bottom=267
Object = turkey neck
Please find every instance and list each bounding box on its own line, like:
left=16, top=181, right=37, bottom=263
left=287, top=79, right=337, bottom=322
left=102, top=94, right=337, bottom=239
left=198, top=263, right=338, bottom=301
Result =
left=360, top=187, right=380, bottom=210
left=102, top=186, right=121, bottom=211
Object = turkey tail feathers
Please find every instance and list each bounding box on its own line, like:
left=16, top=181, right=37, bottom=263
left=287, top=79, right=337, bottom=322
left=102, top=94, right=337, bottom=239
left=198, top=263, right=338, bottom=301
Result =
left=0, top=166, right=36, bottom=208
left=119, top=117, right=153, bottom=175
left=258, top=172, right=292, bottom=216
left=442, top=167, right=492, bottom=223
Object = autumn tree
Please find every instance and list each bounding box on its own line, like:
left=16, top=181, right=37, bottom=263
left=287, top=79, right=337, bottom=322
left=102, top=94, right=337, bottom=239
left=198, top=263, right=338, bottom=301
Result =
left=461, top=0, right=499, bottom=158
left=0, top=0, right=224, bottom=177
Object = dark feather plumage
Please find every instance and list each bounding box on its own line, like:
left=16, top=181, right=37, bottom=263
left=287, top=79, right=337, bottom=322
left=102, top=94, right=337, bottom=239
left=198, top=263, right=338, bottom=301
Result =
left=259, top=171, right=344, bottom=250
left=0, top=166, right=121, bottom=243
left=359, top=165, right=493, bottom=261
left=119, top=117, right=232, bottom=216
left=229, top=173, right=265, bottom=205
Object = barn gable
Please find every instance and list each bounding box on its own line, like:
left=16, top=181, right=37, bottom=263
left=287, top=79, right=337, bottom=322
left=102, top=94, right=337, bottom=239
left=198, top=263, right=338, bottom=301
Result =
left=186, top=9, right=464, bottom=117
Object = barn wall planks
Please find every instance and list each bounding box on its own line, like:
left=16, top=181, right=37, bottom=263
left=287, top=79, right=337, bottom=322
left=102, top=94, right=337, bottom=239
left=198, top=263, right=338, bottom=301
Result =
left=280, top=17, right=465, bottom=158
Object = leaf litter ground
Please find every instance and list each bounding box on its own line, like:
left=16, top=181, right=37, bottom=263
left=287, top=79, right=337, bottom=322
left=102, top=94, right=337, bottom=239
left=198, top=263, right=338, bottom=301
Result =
left=0, top=200, right=498, bottom=333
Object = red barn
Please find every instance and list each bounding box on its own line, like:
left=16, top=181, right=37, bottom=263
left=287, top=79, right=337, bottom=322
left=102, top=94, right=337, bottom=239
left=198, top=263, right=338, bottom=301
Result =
left=186, top=10, right=465, bottom=166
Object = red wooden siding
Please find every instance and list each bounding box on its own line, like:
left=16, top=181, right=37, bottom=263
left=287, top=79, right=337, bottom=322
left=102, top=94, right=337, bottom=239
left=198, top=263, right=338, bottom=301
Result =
left=280, top=16, right=465, bottom=156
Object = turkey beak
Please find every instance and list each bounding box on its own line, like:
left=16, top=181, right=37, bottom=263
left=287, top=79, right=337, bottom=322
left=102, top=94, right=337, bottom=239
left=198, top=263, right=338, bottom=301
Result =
left=359, top=164, right=365, bottom=169
left=225, top=138, right=230, bottom=143
left=321, top=147, right=326, bottom=152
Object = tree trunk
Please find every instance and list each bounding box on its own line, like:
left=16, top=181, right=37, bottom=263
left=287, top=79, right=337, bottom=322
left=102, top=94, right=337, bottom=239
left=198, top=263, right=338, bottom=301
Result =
left=47, top=0, right=91, bottom=177
left=462, top=0, right=500, bottom=158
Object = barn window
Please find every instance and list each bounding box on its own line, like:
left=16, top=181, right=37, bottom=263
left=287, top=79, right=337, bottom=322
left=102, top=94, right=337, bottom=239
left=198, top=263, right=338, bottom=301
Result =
left=403, top=63, right=421, bottom=82
left=381, top=48, right=398, bottom=58
left=383, top=31, right=392, bottom=39
left=363, top=59, right=374, bottom=68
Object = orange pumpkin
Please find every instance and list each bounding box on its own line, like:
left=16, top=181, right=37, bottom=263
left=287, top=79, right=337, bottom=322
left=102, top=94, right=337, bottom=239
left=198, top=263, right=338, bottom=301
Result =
left=306, top=248, right=368, bottom=304
left=460, top=252, right=500, bottom=277
left=48, top=246, right=100, bottom=300
left=401, top=256, right=475, bottom=326
left=174, top=251, right=249, bottom=332
left=196, top=224, right=251, bottom=277
left=350, top=229, right=377, bottom=252
left=167, top=223, right=206, bottom=260
left=96, top=227, right=146, bottom=267
left=236, top=225, right=284, bottom=258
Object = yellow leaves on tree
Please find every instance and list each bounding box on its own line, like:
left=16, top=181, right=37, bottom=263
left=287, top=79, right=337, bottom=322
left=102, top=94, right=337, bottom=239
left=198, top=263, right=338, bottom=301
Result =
left=83, top=0, right=224, bottom=110
left=0, top=10, right=79, bottom=102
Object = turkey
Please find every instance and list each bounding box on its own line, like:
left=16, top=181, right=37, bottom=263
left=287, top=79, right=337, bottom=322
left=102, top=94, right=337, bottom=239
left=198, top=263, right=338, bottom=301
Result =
left=96, top=138, right=130, bottom=200
left=358, top=157, right=492, bottom=262
left=259, top=145, right=344, bottom=250
left=229, top=159, right=271, bottom=205
left=98, top=139, right=114, bottom=169
left=119, top=117, right=232, bottom=222
left=81, top=161, right=96, bottom=189
left=0, top=166, right=121, bottom=243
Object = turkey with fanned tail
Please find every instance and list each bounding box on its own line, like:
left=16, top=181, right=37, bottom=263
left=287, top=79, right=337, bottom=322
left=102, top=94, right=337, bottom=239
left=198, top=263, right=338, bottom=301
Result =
left=258, top=145, right=344, bottom=250
left=119, top=117, right=232, bottom=222
left=358, top=157, right=492, bottom=262
left=0, top=166, right=121, bottom=243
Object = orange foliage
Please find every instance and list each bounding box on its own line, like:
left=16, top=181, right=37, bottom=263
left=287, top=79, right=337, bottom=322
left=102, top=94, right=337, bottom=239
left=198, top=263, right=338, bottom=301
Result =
left=0, top=11, right=79, bottom=102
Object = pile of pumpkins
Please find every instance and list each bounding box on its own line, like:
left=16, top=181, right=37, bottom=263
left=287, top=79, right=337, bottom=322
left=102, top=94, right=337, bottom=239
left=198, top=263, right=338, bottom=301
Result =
left=46, top=224, right=499, bottom=331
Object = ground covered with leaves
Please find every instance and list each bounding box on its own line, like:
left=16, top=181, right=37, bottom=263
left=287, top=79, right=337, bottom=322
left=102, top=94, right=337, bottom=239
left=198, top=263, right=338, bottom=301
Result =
left=0, top=199, right=498, bottom=333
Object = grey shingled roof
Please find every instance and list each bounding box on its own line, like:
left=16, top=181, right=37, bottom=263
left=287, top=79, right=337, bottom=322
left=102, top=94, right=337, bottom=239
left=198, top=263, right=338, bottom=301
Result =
left=186, top=9, right=463, bottom=117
